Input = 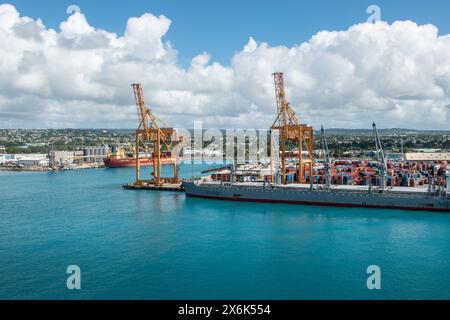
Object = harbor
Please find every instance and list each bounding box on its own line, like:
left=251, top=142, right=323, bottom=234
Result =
left=1, top=75, right=449, bottom=212
left=2, top=75, right=448, bottom=212
left=118, top=75, right=449, bottom=212
left=1, top=0, right=450, bottom=303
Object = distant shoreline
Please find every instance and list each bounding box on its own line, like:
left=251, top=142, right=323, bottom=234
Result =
left=0, top=164, right=105, bottom=172
left=0, top=166, right=50, bottom=172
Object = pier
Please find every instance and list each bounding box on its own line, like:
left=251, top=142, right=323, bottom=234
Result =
left=123, top=183, right=185, bottom=192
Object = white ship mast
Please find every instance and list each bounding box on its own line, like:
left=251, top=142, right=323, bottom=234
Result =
left=320, top=126, right=332, bottom=190
left=373, top=122, right=388, bottom=192
left=446, top=170, right=450, bottom=198
left=270, top=129, right=282, bottom=185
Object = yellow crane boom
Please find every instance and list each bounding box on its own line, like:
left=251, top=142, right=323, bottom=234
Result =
left=132, top=83, right=180, bottom=186
left=271, top=72, right=314, bottom=184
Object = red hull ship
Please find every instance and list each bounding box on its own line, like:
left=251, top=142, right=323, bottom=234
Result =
left=104, top=156, right=175, bottom=168
left=103, top=147, right=175, bottom=168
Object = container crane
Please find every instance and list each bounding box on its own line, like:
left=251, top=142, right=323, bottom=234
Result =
left=271, top=72, right=314, bottom=184
left=132, top=83, right=180, bottom=187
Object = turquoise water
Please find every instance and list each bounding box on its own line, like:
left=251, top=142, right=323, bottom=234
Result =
left=1, top=165, right=450, bottom=300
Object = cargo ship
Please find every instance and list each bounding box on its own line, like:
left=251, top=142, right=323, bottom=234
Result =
left=181, top=73, right=449, bottom=212
left=183, top=180, right=450, bottom=212
left=104, top=146, right=175, bottom=168
left=182, top=125, right=450, bottom=212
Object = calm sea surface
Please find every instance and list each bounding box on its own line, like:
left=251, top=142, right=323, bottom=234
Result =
left=1, top=165, right=450, bottom=299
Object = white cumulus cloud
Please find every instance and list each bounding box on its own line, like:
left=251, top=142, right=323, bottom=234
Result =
left=0, top=3, right=449, bottom=129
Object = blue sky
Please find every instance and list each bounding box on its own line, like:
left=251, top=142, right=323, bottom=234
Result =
left=1, top=1, right=449, bottom=129
left=8, top=0, right=450, bottom=65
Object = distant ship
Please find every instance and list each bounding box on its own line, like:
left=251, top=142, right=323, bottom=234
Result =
left=104, top=146, right=175, bottom=168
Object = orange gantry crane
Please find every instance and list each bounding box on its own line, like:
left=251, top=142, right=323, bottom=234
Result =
left=132, top=83, right=180, bottom=187
left=271, top=72, right=314, bottom=184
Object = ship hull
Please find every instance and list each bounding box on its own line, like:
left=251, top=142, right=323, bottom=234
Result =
left=183, top=181, right=450, bottom=212
left=104, top=157, right=175, bottom=168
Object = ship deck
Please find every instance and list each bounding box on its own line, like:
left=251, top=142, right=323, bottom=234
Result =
left=197, top=181, right=433, bottom=196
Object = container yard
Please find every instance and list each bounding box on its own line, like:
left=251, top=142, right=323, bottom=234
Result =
left=202, top=159, right=449, bottom=191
